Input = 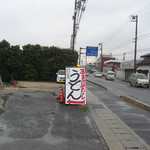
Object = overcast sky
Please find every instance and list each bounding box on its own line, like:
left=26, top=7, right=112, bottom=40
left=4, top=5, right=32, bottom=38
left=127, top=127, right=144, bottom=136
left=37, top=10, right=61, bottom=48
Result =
left=0, top=0, right=150, bottom=63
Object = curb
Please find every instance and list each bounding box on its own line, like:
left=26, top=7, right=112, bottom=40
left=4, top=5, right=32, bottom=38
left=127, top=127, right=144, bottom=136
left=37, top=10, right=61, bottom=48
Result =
left=121, top=96, right=150, bottom=111
left=87, top=79, right=150, bottom=111
left=86, top=79, right=107, bottom=90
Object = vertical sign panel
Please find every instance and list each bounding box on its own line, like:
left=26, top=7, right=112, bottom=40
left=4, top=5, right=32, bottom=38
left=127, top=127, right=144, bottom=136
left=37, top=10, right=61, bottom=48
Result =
left=65, top=67, right=86, bottom=105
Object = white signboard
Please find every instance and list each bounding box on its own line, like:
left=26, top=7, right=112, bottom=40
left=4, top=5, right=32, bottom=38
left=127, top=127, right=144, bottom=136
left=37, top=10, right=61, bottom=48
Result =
left=65, top=67, right=86, bottom=105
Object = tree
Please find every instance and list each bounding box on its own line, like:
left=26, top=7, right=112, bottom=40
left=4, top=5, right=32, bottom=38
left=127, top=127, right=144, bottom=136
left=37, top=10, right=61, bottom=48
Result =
left=0, top=40, right=78, bottom=82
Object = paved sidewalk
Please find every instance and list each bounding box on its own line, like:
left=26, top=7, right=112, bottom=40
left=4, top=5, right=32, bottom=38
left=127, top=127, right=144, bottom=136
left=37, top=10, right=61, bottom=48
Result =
left=87, top=89, right=150, bottom=150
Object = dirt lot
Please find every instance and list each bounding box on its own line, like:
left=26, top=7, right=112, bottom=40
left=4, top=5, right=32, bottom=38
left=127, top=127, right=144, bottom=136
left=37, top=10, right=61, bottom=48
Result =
left=18, top=81, right=65, bottom=92
left=0, top=81, right=65, bottom=113
left=18, top=81, right=60, bottom=88
left=0, top=81, right=106, bottom=150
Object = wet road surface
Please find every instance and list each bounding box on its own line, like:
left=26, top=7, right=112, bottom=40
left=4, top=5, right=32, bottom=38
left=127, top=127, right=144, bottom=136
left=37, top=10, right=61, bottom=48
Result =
left=87, top=75, right=150, bottom=106
left=0, top=86, right=107, bottom=150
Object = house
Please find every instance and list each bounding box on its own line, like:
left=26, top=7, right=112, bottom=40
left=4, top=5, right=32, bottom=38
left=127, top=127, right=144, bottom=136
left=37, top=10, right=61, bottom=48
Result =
left=97, top=54, right=115, bottom=72
left=105, top=60, right=141, bottom=80
left=137, top=53, right=150, bottom=79
left=104, top=60, right=123, bottom=78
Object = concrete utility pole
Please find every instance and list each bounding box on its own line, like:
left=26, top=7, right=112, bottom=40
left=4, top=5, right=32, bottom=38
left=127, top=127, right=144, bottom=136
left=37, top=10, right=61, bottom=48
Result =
left=72, top=0, right=77, bottom=51
left=71, top=0, right=87, bottom=50
left=79, top=47, right=86, bottom=66
left=99, top=43, right=103, bottom=72
left=123, top=53, right=127, bottom=61
left=131, top=15, right=138, bottom=73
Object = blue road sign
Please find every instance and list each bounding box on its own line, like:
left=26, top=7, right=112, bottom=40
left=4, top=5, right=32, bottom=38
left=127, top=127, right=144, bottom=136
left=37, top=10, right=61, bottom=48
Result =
left=86, top=46, right=98, bottom=56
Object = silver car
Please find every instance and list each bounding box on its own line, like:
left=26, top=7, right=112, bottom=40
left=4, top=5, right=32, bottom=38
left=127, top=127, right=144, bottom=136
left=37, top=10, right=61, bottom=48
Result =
left=56, top=70, right=65, bottom=83
left=130, top=73, right=149, bottom=88
left=94, top=72, right=102, bottom=78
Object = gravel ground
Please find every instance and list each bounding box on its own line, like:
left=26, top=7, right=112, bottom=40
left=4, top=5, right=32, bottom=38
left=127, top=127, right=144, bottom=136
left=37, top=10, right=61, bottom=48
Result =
left=0, top=81, right=107, bottom=150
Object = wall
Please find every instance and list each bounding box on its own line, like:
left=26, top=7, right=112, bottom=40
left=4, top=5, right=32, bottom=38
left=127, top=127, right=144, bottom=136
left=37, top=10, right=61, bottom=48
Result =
left=97, top=55, right=115, bottom=72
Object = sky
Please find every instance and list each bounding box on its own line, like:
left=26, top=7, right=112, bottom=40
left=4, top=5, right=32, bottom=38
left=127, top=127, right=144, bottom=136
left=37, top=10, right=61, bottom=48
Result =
left=0, top=0, right=150, bottom=64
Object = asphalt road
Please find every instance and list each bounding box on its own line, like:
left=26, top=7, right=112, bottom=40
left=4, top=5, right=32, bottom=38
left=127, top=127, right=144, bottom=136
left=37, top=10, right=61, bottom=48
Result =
left=0, top=85, right=107, bottom=150
left=87, top=74, right=150, bottom=106
left=86, top=81, right=150, bottom=146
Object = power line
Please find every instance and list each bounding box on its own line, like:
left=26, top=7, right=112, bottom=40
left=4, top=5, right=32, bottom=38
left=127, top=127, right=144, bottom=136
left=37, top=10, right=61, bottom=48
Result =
left=103, top=2, right=150, bottom=54
left=112, top=47, right=150, bottom=57
left=138, top=33, right=150, bottom=40
left=71, top=0, right=88, bottom=50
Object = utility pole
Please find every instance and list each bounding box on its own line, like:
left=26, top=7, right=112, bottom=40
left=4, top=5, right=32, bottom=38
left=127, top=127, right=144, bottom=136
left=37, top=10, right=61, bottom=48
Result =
left=79, top=47, right=86, bottom=66
left=123, top=53, right=127, bottom=61
left=71, top=0, right=87, bottom=50
left=99, top=43, right=103, bottom=72
left=72, top=0, right=77, bottom=51
left=131, top=15, right=138, bottom=73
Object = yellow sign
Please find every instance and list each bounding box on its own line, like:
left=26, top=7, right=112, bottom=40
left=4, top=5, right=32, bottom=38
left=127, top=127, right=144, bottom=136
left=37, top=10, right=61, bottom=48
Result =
left=76, top=64, right=81, bottom=68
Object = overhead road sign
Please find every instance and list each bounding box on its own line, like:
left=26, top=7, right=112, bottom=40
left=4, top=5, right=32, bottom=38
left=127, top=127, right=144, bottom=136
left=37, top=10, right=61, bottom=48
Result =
left=86, top=46, right=98, bottom=56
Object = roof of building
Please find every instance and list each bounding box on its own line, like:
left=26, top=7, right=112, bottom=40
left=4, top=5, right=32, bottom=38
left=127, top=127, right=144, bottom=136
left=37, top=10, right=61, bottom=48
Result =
left=141, top=53, right=150, bottom=58
left=104, top=60, right=122, bottom=64
left=137, top=58, right=150, bottom=66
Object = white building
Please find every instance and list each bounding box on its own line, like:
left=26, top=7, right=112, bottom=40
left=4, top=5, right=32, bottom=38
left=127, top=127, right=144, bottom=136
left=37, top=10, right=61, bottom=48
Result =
left=105, top=60, right=141, bottom=80
left=137, top=53, right=150, bottom=80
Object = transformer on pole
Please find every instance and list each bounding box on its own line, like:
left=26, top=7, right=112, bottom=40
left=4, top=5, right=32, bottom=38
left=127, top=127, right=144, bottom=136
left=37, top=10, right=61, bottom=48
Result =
left=71, top=0, right=87, bottom=50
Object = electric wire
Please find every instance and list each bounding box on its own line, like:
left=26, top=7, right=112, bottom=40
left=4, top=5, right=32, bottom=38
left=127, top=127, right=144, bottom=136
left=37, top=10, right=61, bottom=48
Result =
left=103, top=1, right=150, bottom=57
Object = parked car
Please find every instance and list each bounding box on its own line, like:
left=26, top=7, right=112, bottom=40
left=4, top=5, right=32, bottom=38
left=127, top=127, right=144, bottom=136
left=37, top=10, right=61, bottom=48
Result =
left=94, top=72, right=102, bottom=78
left=101, top=72, right=107, bottom=77
left=56, top=70, right=65, bottom=83
left=129, top=73, right=149, bottom=88
left=105, top=71, right=115, bottom=81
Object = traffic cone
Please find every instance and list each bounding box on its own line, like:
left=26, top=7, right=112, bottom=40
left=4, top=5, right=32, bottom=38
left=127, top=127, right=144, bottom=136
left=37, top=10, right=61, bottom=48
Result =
left=14, top=80, right=17, bottom=88
left=59, top=88, right=65, bottom=103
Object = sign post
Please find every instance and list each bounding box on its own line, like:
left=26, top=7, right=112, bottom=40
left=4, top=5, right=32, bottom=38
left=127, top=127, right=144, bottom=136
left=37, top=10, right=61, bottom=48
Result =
left=65, top=67, right=86, bottom=105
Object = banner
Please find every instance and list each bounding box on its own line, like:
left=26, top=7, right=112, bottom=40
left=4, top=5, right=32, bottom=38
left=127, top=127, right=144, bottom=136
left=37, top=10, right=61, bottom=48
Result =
left=65, top=67, right=86, bottom=105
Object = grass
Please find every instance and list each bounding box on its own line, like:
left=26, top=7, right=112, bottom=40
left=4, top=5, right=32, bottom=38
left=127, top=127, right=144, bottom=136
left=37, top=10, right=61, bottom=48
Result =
left=0, top=109, right=4, bottom=115
left=79, top=105, right=88, bottom=111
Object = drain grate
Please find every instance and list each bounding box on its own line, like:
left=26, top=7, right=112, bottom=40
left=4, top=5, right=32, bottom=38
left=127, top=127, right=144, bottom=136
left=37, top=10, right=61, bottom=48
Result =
left=92, top=104, right=105, bottom=109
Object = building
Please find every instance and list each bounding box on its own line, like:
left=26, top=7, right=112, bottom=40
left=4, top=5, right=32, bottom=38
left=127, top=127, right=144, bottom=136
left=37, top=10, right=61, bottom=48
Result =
left=97, top=55, right=115, bottom=72
left=105, top=60, right=141, bottom=80
left=137, top=53, right=150, bottom=79
left=104, top=60, right=123, bottom=78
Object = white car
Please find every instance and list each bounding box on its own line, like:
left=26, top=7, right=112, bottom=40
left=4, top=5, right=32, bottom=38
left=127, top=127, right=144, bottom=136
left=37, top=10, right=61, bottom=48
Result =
left=94, top=72, right=102, bottom=78
left=56, top=70, right=65, bottom=83
left=105, top=71, right=115, bottom=81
